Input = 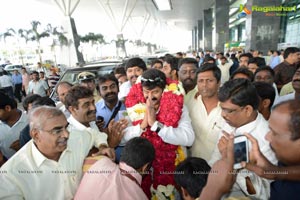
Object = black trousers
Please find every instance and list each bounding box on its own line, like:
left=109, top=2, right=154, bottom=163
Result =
left=14, top=83, right=22, bottom=102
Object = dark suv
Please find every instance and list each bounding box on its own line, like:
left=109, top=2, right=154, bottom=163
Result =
left=50, top=61, right=122, bottom=102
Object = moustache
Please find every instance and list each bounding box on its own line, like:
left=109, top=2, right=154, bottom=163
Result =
left=57, top=138, right=68, bottom=143
left=184, top=78, right=194, bottom=83
left=105, top=92, right=117, bottom=98
left=87, top=110, right=96, bottom=116
left=146, top=96, right=158, bottom=101
left=293, top=79, right=300, bottom=82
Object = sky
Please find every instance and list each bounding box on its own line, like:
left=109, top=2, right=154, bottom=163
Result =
left=0, top=0, right=191, bottom=53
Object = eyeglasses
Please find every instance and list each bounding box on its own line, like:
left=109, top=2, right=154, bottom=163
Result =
left=221, top=106, right=245, bottom=114
left=39, top=123, right=69, bottom=135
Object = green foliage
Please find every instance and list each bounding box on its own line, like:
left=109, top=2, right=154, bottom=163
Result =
left=79, top=32, right=105, bottom=45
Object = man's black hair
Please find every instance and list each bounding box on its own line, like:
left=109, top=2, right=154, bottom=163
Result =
left=22, top=94, right=42, bottom=111
left=230, top=67, right=254, bottom=81
left=253, top=82, right=276, bottom=110
left=98, top=74, right=119, bottom=87
left=254, top=66, right=275, bottom=82
left=196, top=63, right=221, bottom=83
left=178, top=58, right=198, bottom=69
left=32, top=97, right=56, bottom=109
left=174, top=157, right=211, bottom=198
left=120, top=137, right=155, bottom=169
left=64, top=85, right=94, bottom=109
left=125, top=57, right=147, bottom=71
left=164, top=55, right=179, bottom=71
left=218, top=79, right=259, bottom=110
left=283, top=47, right=300, bottom=59
left=141, top=69, right=166, bottom=90
left=0, top=92, right=17, bottom=109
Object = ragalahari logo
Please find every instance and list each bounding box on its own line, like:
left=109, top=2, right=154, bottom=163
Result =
left=237, top=4, right=252, bottom=19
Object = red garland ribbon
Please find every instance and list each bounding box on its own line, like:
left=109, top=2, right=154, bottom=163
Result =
left=125, top=79, right=184, bottom=197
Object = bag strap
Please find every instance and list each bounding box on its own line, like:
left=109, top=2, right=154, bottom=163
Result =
left=105, top=101, right=122, bottom=128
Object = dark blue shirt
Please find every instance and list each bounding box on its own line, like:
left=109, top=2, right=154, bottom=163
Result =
left=270, top=163, right=300, bottom=200
left=19, top=124, right=31, bottom=148
left=95, top=100, right=126, bottom=128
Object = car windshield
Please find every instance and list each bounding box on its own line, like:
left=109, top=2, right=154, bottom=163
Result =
left=50, top=63, right=120, bottom=102
left=60, top=64, right=117, bottom=85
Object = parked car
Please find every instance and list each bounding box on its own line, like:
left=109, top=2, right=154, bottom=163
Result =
left=4, top=64, right=23, bottom=72
left=141, top=56, right=158, bottom=68
left=50, top=61, right=122, bottom=102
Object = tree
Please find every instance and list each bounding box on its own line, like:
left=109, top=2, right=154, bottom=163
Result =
left=28, top=21, right=50, bottom=63
left=80, top=32, right=105, bottom=45
left=79, top=32, right=106, bottom=61
left=1, top=28, right=26, bottom=65
left=46, top=24, right=68, bottom=66
left=110, top=37, right=128, bottom=58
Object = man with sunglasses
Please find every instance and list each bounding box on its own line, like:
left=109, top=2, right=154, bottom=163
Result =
left=209, top=78, right=277, bottom=199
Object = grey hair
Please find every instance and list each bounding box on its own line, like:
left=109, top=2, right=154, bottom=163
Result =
left=29, top=106, right=65, bottom=131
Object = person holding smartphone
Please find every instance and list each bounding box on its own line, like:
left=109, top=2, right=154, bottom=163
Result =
left=242, top=99, right=300, bottom=200
left=209, top=79, right=277, bottom=199
left=95, top=74, right=128, bottom=162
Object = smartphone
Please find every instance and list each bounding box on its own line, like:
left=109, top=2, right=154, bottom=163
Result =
left=233, top=136, right=249, bottom=169
left=96, top=116, right=104, bottom=122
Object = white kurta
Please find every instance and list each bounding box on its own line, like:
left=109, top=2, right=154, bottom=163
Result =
left=67, top=115, right=108, bottom=148
left=121, top=105, right=195, bottom=147
left=185, top=94, right=226, bottom=161
left=118, top=81, right=132, bottom=101
left=218, top=59, right=233, bottom=85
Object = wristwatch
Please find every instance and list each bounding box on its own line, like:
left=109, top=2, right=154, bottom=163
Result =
left=151, top=121, right=164, bottom=133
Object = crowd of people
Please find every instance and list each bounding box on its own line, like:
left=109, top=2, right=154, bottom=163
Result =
left=0, top=47, right=300, bottom=200
left=0, top=62, right=61, bottom=102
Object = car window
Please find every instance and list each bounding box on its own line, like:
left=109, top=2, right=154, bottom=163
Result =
left=50, top=63, right=118, bottom=102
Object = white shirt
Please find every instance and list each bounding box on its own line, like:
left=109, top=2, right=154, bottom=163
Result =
left=218, top=60, right=233, bottom=85
left=273, top=83, right=279, bottom=99
left=27, top=79, right=49, bottom=97
left=0, top=128, right=92, bottom=200
left=56, top=102, right=71, bottom=119
left=0, top=75, right=13, bottom=88
left=118, top=81, right=131, bottom=100
left=209, top=113, right=277, bottom=199
left=0, top=111, right=27, bottom=158
left=185, top=95, right=226, bottom=161
left=67, top=115, right=108, bottom=148
left=273, top=92, right=295, bottom=106
left=121, top=105, right=195, bottom=147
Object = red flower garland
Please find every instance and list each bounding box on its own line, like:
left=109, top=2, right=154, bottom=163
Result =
left=125, top=78, right=184, bottom=198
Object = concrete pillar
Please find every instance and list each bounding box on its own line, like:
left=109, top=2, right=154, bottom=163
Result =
left=198, top=20, right=203, bottom=51
left=203, top=8, right=213, bottom=51
left=214, top=0, right=229, bottom=52
left=245, top=0, right=282, bottom=53
left=192, top=29, right=196, bottom=51
left=194, top=26, right=198, bottom=52
left=60, top=17, right=84, bottom=67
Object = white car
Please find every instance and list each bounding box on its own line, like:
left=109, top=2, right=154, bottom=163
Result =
left=4, top=64, right=23, bottom=72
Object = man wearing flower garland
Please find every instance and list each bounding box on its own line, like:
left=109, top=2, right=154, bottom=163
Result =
left=122, top=69, right=195, bottom=198
left=118, top=57, right=147, bottom=101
